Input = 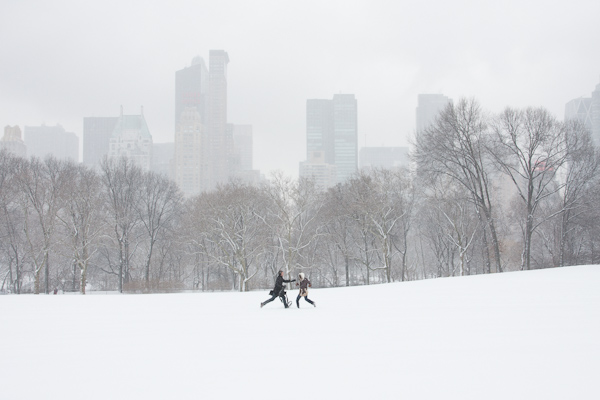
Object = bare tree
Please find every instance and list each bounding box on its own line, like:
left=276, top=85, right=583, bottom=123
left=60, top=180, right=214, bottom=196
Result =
left=345, top=173, right=381, bottom=284
left=414, top=98, right=502, bottom=273
left=432, top=180, right=480, bottom=276
left=56, top=163, right=105, bottom=294
left=195, top=182, right=270, bottom=291
left=556, top=121, right=600, bottom=267
left=264, top=173, right=325, bottom=282
left=0, top=151, right=27, bottom=293
left=16, top=156, right=72, bottom=294
left=100, top=157, right=143, bottom=292
left=322, top=184, right=356, bottom=286
left=491, top=107, right=569, bottom=270
left=135, top=171, right=183, bottom=291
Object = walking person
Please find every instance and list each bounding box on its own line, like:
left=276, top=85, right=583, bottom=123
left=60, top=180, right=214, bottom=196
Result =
left=295, top=272, right=316, bottom=308
left=261, top=270, right=295, bottom=308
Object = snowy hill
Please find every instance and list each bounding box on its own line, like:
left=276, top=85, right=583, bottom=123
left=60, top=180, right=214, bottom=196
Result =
left=1, top=265, right=599, bottom=400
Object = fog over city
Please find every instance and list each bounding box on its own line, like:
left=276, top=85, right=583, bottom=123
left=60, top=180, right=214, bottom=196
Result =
left=1, top=0, right=599, bottom=178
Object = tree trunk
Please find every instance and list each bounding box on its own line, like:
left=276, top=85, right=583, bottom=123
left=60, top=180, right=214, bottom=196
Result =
left=344, top=255, right=349, bottom=287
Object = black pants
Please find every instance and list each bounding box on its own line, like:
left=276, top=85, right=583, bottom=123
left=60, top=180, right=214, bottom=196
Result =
left=262, top=293, right=290, bottom=308
left=296, top=294, right=314, bottom=307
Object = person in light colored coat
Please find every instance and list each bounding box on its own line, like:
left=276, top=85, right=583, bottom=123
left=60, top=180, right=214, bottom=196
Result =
left=295, top=272, right=316, bottom=308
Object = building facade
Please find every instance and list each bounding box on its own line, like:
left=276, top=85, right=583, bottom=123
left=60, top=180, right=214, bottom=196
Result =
left=1, top=125, right=26, bottom=158
left=174, top=107, right=205, bottom=196
left=416, top=94, right=452, bottom=134
left=299, top=151, right=337, bottom=191
left=208, top=50, right=230, bottom=188
left=108, top=107, right=153, bottom=171
left=24, top=124, right=78, bottom=161
left=152, top=142, right=174, bottom=178
left=306, top=99, right=334, bottom=165
left=564, top=97, right=593, bottom=132
left=83, top=117, right=118, bottom=167
left=359, top=147, right=409, bottom=171
left=592, top=82, right=600, bottom=146
left=305, top=94, right=357, bottom=185
left=175, top=56, right=208, bottom=128
left=231, top=124, right=253, bottom=172
left=174, top=51, right=255, bottom=194
left=565, top=80, right=600, bottom=146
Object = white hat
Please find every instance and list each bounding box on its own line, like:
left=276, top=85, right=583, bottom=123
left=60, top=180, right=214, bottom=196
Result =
left=298, top=272, right=305, bottom=280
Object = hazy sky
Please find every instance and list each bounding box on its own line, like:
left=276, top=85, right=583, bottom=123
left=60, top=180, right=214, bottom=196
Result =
left=1, top=0, right=599, bottom=178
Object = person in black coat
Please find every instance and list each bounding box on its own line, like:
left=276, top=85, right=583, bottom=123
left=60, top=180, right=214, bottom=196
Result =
left=261, top=270, right=295, bottom=308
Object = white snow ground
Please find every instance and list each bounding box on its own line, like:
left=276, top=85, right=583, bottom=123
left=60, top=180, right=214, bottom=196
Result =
left=1, top=265, right=599, bottom=400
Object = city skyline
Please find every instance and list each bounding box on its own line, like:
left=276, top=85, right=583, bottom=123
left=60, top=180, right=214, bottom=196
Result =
left=1, top=0, right=599, bottom=178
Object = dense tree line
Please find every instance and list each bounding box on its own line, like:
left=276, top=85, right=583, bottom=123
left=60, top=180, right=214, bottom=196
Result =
left=2, top=99, right=599, bottom=294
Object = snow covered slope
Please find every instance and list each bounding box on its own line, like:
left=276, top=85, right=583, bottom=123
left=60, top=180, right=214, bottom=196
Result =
left=1, top=265, right=599, bottom=399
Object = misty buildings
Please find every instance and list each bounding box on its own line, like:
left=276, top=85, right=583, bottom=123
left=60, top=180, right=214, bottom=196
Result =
left=208, top=50, right=230, bottom=187
left=231, top=124, right=253, bottom=172
left=175, top=107, right=205, bottom=196
left=152, top=142, right=174, bottom=177
left=83, top=117, right=118, bottom=167
left=594, top=83, right=600, bottom=145
left=299, top=151, right=337, bottom=191
left=307, top=99, right=334, bottom=165
left=108, top=107, right=153, bottom=171
left=416, top=94, right=452, bottom=134
left=24, top=124, right=78, bottom=161
left=359, top=147, right=409, bottom=171
left=566, top=81, right=600, bottom=146
left=175, top=56, right=208, bottom=130
left=174, top=51, right=256, bottom=195
left=304, top=94, right=357, bottom=185
left=1, top=125, right=27, bottom=158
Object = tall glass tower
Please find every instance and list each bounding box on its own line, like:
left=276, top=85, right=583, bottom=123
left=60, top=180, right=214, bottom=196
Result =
left=415, top=94, right=452, bottom=134
left=305, top=94, right=357, bottom=184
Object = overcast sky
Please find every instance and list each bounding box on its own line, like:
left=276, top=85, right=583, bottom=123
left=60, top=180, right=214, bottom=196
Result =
left=1, top=0, right=599, bottom=178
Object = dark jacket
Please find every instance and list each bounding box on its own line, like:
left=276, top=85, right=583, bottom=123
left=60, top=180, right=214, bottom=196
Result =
left=297, top=277, right=311, bottom=290
left=273, top=275, right=294, bottom=296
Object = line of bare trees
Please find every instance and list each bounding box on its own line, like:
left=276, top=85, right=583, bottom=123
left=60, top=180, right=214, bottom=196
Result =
left=2, top=99, right=599, bottom=294
left=414, top=98, right=600, bottom=274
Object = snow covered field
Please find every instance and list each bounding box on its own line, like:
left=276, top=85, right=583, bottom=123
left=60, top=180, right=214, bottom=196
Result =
left=1, top=265, right=599, bottom=400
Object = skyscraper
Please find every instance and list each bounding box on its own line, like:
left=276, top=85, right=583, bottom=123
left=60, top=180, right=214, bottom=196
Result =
left=108, top=107, right=152, bottom=171
left=591, top=82, right=600, bottom=145
left=299, top=151, right=337, bottom=191
left=306, top=99, right=334, bottom=164
left=174, top=51, right=234, bottom=194
left=305, top=94, right=357, bottom=184
left=231, top=124, right=253, bottom=172
left=565, top=80, right=600, bottom=146
left=175, top=56, right=208, bottom=128
left=24, top=124, right=78, bottom=161
left=416, top=94, right=452, bottom=134
left=175, top=107, right=205, bottom=196
left=208, top=50, right=230, bottom=188
left=1, top=125, right=26, bottom=158
left=152, top=142, right=174, bottom=178
left=332, top=94, right=358, bottom=183
left=175, top=57, right=210, bottom=195
left=83, top=117, right=118, bottom=167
